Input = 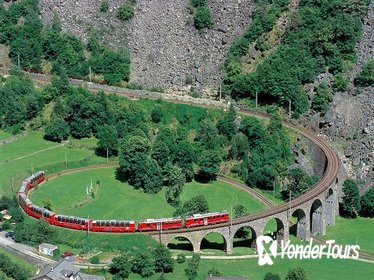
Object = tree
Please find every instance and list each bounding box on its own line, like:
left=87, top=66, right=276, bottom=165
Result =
left=130, top=156, right=163, bottom=194
left=35, top=219, right=58, bottom=244
left=131, top=250, right=155, bottom=278
left=195, top=117, right=220, bottom=150
left=44, top=118, right=70, bottom=142
left=216, top=104, right=237, bottom=140
left=285, top=267, right=308, bottom=280
left=96, top=124, right=119, bottom=156
left=229, top=132, right=249, bottom=160
left=198, top=150, right=222, bottom=181
left=184, top=254, right=200, bottom=280
left=119, top=135, right=152, bottom=175
left=264, top=272, right=281, bottom=280
left=234, top=204, right=248, bottom=218
left=312, top=83, right=333, bottom=113
left=152, top=140, right=170, bottom=170
left=341, top=179, right=361, bottom=218
left=165, top=165, right=185, bottom=206
left=174, top=140, right=195, bottom=181
left=110, top=254, right=133, bottom=279
left=151, top=105, right=164, bottom=123
left=239, top=116, right=266, bottom=148
left=282, top=168, right=318, bottom=199
left=360, top=186, right=374, bottom=217
left=153, top=244, right=174, bottom=273
left=182, top=195, right=209, bottom=215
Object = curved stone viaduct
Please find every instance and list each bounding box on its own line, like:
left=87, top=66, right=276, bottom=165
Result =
left=0, top=68, right=342, bottom=255
left=150, top=115, right=341, bottom=254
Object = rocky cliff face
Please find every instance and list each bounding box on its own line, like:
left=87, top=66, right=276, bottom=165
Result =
left=319, top=1, right=374, bottom=189
left=39, top=0, right=253, bottom=91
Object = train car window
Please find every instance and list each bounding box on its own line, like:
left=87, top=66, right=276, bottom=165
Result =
left=106, top=221, right=110, bottom=226
left=111, top=221, right=115, bottom=226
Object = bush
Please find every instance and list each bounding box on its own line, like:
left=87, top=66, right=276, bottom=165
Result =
left=117, top=2, right=135, bottom=21
left=44, top=118, right=70, bottom=142
left=151, top=106, right=164, bottom=123
left=194, top=6, right=213, bottom=30
left=176, top=254, right=186, bottom=263
left=90, top=255, right=100, bottom=264
left=191, top=0, right=207, bottom=7
left=100, top=0, right=109, bottom=12
left=332, top=73, right=350, bottom=91
left=312, top=83, right=333, bottom=113
left=354, top=59, right=374, bottom=87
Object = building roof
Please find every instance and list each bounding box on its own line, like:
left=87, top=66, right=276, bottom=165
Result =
left=32, top=259, right=105, bottom=280
left=39, top=243, right=58, bottom=250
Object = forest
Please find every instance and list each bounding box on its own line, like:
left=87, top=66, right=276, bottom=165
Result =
left=224, top=0, right=371, bottom=116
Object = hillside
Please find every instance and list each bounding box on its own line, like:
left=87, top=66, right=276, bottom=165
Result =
left=39, top=0, right=254, bottom=91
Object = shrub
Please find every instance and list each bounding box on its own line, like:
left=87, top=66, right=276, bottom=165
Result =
left=194, top=6, right=213, bottom=30
left=191, top=0, right=207, bottom=7
left=117, top=2, right=135, bottom=21
left=100, top=0, right=109, bottom=13
left=90, top=255, right=100, bottom=264
left=354, top=59, right=374, bottom=87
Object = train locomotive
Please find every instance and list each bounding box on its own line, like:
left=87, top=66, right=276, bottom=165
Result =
left=18, top=171, right=230, bottom=233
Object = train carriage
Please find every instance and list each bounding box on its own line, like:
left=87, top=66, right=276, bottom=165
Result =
left=18, top=182, right=28, bottom=195
left=54, top=215, right=91, bottom=231
left=24, top=171, right=46, bottom=190
left=91, top=220, right=136, bottom=233
left=138, top=217, right=183, bottom=231
left=185, top=211, right=229, bottom=228
left=18, top=193, right=32, bottom=214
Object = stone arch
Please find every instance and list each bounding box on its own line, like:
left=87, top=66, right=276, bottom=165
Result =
left=289, top=208, right=308, bottom=240
left=263, top=217, right=285, bottom=241
left=233, top=225, right=257, bottom=251
left=166, top=236, right=194, bottom=252
left=199, top=231, right=228, bottom=253
left=310, top=198, right=324, bottom=235
left=326, top=188, right=335, bottom=226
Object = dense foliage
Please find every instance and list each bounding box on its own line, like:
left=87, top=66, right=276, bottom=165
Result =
left=341, top=178, right=361, bottom=218
left=224, top=0, right=370, bottom=116
left=360, top=186, right=374, bottom=217
left=0, top=0, right=131, bottom=84
left=116, top=0, right=136, bottom=21
left=190, top=0, right=213, bottom=30
left=354, top=58, right=374, bottom=87
left=0, top=73, right=43, bottom=132
left=109, top=244, right=174, bottom=279
left=0, top=253, right=30, bottom=280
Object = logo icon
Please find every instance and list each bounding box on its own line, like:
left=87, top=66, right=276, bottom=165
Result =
left=256, top=235, right=278, bottom=266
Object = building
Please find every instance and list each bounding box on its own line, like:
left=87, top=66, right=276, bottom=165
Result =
left=38, top=243, right=59, bottom=257
left=32, top=259, right=105, bottom=280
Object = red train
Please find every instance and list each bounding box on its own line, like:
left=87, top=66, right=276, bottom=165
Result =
left=91, top=220, right=136, bottom=233
left=138, top=217, right=183, bottom=231
left=18, top=171, right=230, bottom=233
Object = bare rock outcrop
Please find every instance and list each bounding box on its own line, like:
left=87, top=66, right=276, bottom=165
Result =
left=39, top=0, right=254, bottom=91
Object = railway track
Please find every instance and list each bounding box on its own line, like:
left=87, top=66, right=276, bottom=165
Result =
left=217, top=176, right=276, bottom=209
left=8, top=69, right=340, bottom=236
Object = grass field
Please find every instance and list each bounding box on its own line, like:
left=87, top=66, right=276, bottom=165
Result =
left=84, top=255, right=374, bottom=280
left=322, top=216, right=374, bottom=254
left=31, top=168, right=266, bottom=220
left=0, top=131, right=107, bottom=197
left=0, top=130, right=12, bottom=140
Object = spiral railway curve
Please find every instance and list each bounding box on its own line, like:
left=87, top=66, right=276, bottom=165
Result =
left=7, top=69, right=340, bottom=237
